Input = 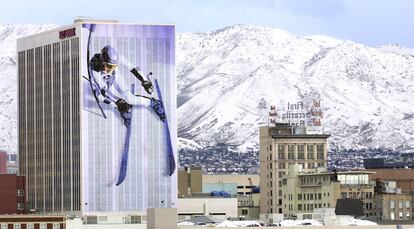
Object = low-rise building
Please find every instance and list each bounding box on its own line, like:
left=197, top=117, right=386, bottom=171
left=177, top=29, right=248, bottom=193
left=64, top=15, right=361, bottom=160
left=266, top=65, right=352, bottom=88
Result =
left=282, top=165, right=340, bottom=218
left=0, top=215, right=76, bottom=229
left=0, top=151, right=6, bottom=174
left=178, top=167, right=203, bottom=197
left=0, top=174, right=26, bottom=214
left=203, top=174, right=260, bottom=219
left=281, top=164, right=376, bottom=218
left=376, top=192, right=412, bottom=221
left=177, top=197, right=238, bottom=221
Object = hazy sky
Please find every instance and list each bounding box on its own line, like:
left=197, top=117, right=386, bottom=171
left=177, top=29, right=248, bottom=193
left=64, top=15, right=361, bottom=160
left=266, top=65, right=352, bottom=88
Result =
left=1, top=0, right=413, bottom=48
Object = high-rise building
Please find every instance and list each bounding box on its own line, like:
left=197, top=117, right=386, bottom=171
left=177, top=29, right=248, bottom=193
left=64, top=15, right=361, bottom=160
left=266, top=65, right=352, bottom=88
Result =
left=259, top=124, right=329, bottom=215
left=17, top=20, right=177, bottom=214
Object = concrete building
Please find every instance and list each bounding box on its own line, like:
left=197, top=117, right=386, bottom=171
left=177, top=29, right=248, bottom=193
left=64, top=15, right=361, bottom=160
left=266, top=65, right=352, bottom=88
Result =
left=17, top=20, right=177, bottom=215
left=202, top=174, right=260, bottom=219
left=177, top=197, right=238, bottom=221
left=281, top=165, right=340, bottom=218
left=373, top=180, right=413, bottom=222
left=178, top=167, right=203, bottom=197
left=259, top=124, right=329, bottom=215
left=376, top=192, right=413, bottom=221
left=0, top=174, right=26, bottom=214
left=281, top=164, right=376, bottom=218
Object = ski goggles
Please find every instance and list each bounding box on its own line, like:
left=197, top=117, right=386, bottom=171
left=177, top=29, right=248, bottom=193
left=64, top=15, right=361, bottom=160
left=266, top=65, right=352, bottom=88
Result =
left=104, top=62, right=118, bottom=72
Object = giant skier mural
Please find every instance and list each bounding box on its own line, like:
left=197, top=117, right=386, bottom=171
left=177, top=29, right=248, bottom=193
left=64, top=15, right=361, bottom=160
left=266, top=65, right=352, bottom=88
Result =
left=81, top=23, right=176, bottom=212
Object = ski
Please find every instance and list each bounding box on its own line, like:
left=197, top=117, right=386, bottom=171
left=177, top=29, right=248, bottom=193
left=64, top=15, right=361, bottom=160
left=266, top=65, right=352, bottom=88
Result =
left=83, top=23, right=107, bottom=119
left=116, top=112, right=133, bottom=186
left=154, top=79, right=176, bottom=176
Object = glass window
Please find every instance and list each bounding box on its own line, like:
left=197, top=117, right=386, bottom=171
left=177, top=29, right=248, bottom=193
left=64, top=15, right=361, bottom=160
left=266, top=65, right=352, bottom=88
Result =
left=390, top=212, right=395, bottom=220
left=27, top=224, right=34, bottom=229
left=1, top=224, right=8, bottom=229
left=298, top=204, right=302, bottom=211
left=297, top=145, right=304, bottom=159
left=317, top=144, right=324, bottom=159
left=53, top=224, right=60, bottom=229
left=278, top=145, right=285, bottom=159
left=307, top=145, right=314, bottom=159
left=298, top=194, right=302, bottom=200
left=16, top=189, right=24, bottom=196
left=17, top=203, right=24, bottom=210
left=288, top=145, right=295, bottom=159
left=399, top=201, right=403, bottom=208
left=399, top=212, right=403, bottom=219
left=390, top=201, right=395, bottom=209
left=40, top=224, right=47, bottom=229
left=13, top=224, right=21, bottom=229
left=406, top=201, right=410, bottom=208
left=279, top=163, right=285, bottom=169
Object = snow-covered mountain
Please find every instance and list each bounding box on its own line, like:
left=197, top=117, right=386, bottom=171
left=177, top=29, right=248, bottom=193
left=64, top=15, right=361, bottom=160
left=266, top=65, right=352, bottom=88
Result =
left=0, top=24, right=58, bottom=154
left=0, top=24, right=413, bottom=155
left=177, top=24, right=414, bottom=152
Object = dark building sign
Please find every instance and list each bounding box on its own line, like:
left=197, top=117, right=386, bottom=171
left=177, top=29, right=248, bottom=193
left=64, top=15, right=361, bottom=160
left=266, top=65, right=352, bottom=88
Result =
left=59, top=28, right=76, bottom=39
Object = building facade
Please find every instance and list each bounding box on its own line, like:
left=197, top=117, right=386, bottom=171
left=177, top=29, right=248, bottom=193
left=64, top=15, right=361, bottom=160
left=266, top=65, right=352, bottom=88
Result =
left=368, top=168, right=414, bottom=192
left=177, top=197, right=238, bottom=221
left=281, top=165, right=376, bottom=218
left=0, top=174, right=26, bottom=214
left=203, top=174, right=260, bottom=219
left=17, top=21, right=177, bottom=214
left=0, top=150, right=6, bottom=174
left=281, top=165, right=340, bottom=218
left=0, top=216, right=70, bottom=229
left=178, top=167, right=203, bottom=197
left=259, top=124, right=329, bottom=215
left=376, top=192, right=413, bottom=221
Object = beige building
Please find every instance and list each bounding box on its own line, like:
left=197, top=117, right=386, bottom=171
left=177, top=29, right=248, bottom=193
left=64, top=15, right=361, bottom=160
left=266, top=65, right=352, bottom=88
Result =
left=178, top=167, right=203, bottom=197
left=281, top=164, right=376, bottom=218
left=282, top=165, right=341, bottom=218
left=202, top=174, right=259, bottom=196
left=259, top=124, right=329, bottom=215
left=374, top=181, right=413, bottom=221
left=203, top=174, right=260, bottom=219
left=177, top=197, right=238, bottom=221
left=376, top=192, right=413, bottom=221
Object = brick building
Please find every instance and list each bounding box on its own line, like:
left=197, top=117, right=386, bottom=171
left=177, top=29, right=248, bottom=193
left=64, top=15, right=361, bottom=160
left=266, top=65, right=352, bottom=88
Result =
left=368, top=169, right=414, bottom=192
left=0, top=150, right=7, bottom=174
left=0, top=215, right=69, bottom=229
left=0, top=174, right=26, bottom=214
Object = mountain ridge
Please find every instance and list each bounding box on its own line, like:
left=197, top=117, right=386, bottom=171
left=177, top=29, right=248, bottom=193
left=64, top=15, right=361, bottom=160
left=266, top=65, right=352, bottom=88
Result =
left=0, top=23, right=413, bottom=155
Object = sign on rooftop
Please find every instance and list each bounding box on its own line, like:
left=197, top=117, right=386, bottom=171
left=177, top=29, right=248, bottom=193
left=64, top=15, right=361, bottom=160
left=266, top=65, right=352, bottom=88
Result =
left=268, top=99, right=323, bottom=129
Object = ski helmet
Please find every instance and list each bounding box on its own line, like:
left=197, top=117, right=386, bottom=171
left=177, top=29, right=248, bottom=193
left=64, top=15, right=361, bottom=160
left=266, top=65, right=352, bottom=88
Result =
left=101, top=45, right=119, bottom=65
left=101, top=45, right=118, bottom=73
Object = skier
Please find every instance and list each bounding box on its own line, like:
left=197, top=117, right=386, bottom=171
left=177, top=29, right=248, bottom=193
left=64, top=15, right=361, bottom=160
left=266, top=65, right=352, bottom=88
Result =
left=88, top=45, right=166, bottom=124
left=88, top=45, right=168, bottom=185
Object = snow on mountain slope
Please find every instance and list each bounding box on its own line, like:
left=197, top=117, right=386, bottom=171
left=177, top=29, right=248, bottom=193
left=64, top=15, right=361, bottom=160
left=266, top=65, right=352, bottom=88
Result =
left=177, top=25, right=414, bottom=152
left=0, top=24, right=58, bottom=154
left=0, top=24, right=413, bottom=154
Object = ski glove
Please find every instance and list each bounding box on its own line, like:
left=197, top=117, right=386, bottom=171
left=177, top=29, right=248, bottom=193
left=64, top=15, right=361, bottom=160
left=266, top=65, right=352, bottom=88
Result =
left=150, top=98, right=166, bottom=121
left=115, top=99, right=133, bottom=113
left=142, top=81, right=153, bottom=94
